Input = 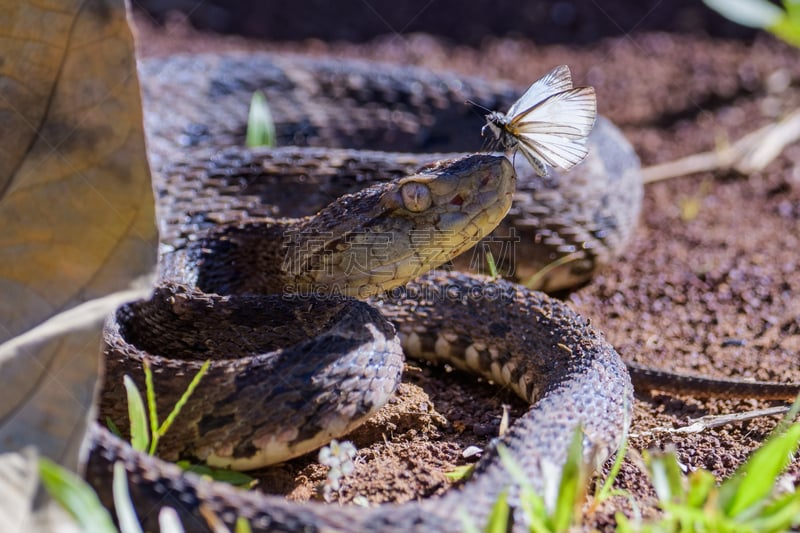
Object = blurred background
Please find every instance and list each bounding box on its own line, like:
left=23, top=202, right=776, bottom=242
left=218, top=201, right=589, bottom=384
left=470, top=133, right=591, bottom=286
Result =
left=132, top=0, right=757, bottom=44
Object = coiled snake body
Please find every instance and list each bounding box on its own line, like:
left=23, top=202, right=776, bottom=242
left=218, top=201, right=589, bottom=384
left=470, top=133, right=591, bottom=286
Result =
left=86, top=53, right=676, bottom=531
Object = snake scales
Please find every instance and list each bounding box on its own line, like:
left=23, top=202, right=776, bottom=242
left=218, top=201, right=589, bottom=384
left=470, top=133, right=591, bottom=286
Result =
left=86, top=53, right=800, bottom=532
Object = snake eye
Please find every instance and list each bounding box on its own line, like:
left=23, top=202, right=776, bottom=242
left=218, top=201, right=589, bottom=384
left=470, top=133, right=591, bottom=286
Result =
left=400, top=181, right=432, bottom=212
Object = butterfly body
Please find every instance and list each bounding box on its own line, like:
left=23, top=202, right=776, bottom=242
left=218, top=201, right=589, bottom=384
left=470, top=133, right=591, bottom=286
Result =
left=482, top=65, right=597, bottom=177
left=482, top=111, right=514, bottom=147
left=483, top=111, right=547, bottom=176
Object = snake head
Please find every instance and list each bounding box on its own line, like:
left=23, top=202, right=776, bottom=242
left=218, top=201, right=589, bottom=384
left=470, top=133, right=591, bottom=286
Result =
left=286, top=154, right=515, bottom=298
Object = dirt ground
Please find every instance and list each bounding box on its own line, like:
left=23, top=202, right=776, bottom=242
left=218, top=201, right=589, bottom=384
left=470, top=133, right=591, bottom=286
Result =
left=130, top=11, right=800, bottom=531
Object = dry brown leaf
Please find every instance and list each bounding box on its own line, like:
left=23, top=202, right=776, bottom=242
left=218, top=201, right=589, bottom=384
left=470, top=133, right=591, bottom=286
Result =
left=0, top=0, right=156, bottom=341
left=0, top=0, right=156, bottom=512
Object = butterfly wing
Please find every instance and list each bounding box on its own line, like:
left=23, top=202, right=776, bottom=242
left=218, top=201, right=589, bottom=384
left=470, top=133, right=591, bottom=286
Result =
left=510, top=86, right=597, bottom=170
left=506, top=65, right=574, bottom=118
left=517, top=147, right=549, bottom=177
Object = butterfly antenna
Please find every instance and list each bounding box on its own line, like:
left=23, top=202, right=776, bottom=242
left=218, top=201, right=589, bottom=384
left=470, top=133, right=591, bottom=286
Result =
left=465, top=99, right=492, bottom=117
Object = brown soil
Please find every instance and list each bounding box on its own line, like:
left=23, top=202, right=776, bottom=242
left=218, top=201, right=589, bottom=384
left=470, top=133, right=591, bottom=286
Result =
left=131, top=13, right=800, bottom=531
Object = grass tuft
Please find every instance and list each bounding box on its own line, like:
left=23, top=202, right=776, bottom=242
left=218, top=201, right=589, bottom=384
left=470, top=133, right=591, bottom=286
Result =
left=464, top=405, right=800, bottom=533
left=246, top=90, right=276, bottom=148
left=122, top=359, right=211, bottom=456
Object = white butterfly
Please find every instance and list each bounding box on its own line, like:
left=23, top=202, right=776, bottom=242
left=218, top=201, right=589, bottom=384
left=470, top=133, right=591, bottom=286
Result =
left=482, top=65, right=597, bottom=177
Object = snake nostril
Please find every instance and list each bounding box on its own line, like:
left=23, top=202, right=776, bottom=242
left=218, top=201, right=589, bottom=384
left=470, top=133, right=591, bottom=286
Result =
left=450, top=194, right=464, bottom=206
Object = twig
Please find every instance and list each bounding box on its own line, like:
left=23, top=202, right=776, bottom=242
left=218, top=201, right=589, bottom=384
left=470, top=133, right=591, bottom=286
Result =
left=632, top=404, right=794, bottom=438
left=641, top=109, right=800, bottom=184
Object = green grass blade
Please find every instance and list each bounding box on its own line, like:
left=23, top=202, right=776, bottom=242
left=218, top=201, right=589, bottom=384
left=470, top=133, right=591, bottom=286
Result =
left=496, top=444, right=534, bottom=491
left=106, top=416, right=123, bottom=438
left=685, top=469, right=715, bottom=509
left=38, top=457, right=118, bottom=533
left=246, top=90, right=276, bottom=148
left=485, top=249, right=499, bottom=278
left=113, top=461, right=144, bottom=533
left=614, top=512, right=637, bottom=533
left=143, top=358, right=159, bottom=456
left=720, top=423, right=800, bottom=518
left=235, top=517, right=253, bottom=533
left=645, top=449, right=684, bottom=505
left=123, top=374, right=149, bottom=452
left=483, top=488, right=511, bottom=533
left=783, top=0, right=800, bottom=19
left=595, top=421, right=629, bottom=504
left=552, top=425, right=587, bottom=532
left=177, top=461, right=257, bottom=488
left=444, top=464, right=475, bottom=482
left=747, top=490, right=800, bottom=532
left=519, top=486, right=551, bottom=533
left=156, top=360, right=211, bottom=440
left=496, top=444, right=552, bottom=530
left=770, top=14, right=800, bottom=46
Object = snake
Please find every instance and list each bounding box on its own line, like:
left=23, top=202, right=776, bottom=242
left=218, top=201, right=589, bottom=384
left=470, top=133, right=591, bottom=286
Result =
left=85, top=53, right=800, bottom=532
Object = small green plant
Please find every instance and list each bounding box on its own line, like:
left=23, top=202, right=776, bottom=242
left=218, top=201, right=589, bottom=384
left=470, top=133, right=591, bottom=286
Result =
left=445, top=464, right=476, bottom=483
left=478, top=488, right=511, bottom=533
left=234, top=517, right=254, bottom=533
left=618, top=426, right=800, bottom=532
left=117, top=358, right=255, bottom=486
left=464, top=402, right=800, bottom=533
left=461, top=425, right=594, bottom=533
left=704, top=0, right=800, bottom=47
left=122, top=358, right=210, bottom=455
left=41, top=456, right=252, bottom=532
left=40, top=353, right=257, bottom=533
left=485, top=249, right=500, bottom=278
left=41, top=346, right=254, bottom=530
left=42, top=358, right=259, bottom=532
left=245, top=90, right=276, bottom=148
left=618, top=397, right=800, bottom=533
